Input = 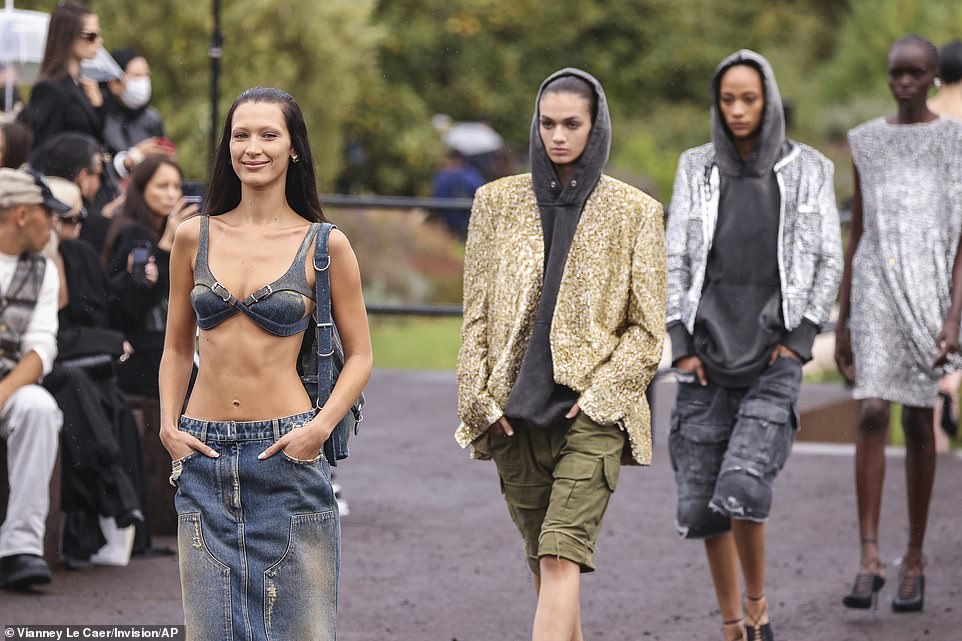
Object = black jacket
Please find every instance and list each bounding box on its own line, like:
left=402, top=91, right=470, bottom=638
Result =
left=102, top=96, right=165, bottom=158
left=23, top=76, right=104, bottom=147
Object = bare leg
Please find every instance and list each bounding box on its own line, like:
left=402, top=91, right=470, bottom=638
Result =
left=854, top=399, right=890, bottom=570
left=732, top=520, right=767, bottom=622
left=533, top=571, right=581, bottom=638
left=532, top=556, right=582, bottom=641
left=900, top=406, right=935, bottom=572
left=705, top=532, right=745, bottom=640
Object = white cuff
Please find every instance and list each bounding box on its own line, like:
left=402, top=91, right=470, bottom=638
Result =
left=113, top=151, right=130, bottom=178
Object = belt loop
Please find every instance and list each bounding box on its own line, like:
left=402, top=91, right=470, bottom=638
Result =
left=273, top=418, right=282, bottom=441
left=199, top=421, right=208, bottom=444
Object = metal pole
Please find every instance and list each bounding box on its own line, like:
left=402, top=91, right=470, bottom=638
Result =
left=3, top=0, right=14, bottom=113
left=207, top=0, right=223, bottom=179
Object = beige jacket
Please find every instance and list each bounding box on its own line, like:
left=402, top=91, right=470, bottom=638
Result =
left=455, top=173, right=667, bottom=464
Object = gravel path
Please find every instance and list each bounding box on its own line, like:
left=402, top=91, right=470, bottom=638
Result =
left=2, top=369, right=959, bottom=641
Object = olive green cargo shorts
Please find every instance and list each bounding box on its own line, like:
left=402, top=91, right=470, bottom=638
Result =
left=488, top=412, right=625, bottom=575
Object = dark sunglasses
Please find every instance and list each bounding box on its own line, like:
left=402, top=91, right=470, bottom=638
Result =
left=78, top=31, right=101, bottom=42
left=59, top=208, right=88, bottom=225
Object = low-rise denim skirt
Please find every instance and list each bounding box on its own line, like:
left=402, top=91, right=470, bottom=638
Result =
left=170, top=410, right=338, bottom=641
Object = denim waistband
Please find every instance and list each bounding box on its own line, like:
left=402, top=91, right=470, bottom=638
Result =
left=178, top=410, right=318, bottom=442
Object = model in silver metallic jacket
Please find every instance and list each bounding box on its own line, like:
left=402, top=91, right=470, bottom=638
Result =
left=666, top=140, right=843, bottom=339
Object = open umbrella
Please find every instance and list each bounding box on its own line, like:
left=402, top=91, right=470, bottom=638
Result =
left=0, top=1, right=48, bottom=112
left=80, top=46, right=123, bottom=82
left=442, top=122, right=503, bottom=156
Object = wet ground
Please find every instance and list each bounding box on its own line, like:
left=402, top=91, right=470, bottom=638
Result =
left=2, top=369, right=960, bottom=641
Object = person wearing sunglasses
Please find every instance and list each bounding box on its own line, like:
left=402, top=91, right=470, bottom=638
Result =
left=21, top=2, right=106, bottom=148
left=0, top=168, right=69, bottom=591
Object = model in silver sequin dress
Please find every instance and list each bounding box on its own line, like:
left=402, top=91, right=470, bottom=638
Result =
left=848, top=116, right=962, bottom=407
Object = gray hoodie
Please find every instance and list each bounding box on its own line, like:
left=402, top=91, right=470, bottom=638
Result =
left=692, top=50, right=795, bottom=387
left=504, top=68, right=611, bottom=428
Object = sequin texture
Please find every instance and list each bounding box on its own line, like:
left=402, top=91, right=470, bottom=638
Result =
left=456, top=173, right=667, bottom=465
left=848, top=117, right=962, bottom=406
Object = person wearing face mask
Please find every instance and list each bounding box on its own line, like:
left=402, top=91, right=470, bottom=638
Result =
left=456, top=69, right=666, bottom=641
left=666, top=50, right=841, bottom=640
left=103, top=50, right=170, bottom=180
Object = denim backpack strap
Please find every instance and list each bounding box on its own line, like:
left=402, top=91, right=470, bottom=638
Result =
left=313, top=222, right=335, bottom=412
left=314, top=222, right=353, bottom=465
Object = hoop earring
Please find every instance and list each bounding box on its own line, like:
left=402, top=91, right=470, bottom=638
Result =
left=291, top=153, right=300, bottom=163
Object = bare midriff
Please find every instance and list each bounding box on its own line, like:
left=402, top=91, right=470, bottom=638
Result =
left=184, top=315, right=313, bottom=421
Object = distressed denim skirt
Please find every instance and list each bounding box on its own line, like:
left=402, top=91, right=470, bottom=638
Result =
left=171, top=410, right=339, bottom=641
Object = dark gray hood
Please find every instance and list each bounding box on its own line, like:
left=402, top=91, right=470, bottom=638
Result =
left=711, top=49, right=785, bottom=176
left=530, top=67, right=611, bottom=205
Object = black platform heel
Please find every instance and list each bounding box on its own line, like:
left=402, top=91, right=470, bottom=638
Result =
left=843, top=540, right=886, bottom=609
left=843, top=565, right=886, bottom=609
left=744, top=595, right=773, bottom=641
left=892, top=552, right=925, bottom=612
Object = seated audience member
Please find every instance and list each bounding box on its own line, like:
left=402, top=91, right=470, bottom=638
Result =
left=103, top=155, right=196, bottom=398
left=28, top=132, right=113, bottom=253
left=0, top=168, right=68, bottom=590
left=103, top=49, right=171, bottom=182
left=43, top=177, right=150, bottom=563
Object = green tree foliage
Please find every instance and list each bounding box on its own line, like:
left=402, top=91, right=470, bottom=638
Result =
left=364, top=0, right=848, bottom=198
left=819, top=0, right=962, bottom=105
left=13, top=0, right=961, bottom=201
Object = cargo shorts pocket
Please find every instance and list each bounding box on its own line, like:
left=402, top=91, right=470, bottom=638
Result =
left=553, top=455, right=601, bottom=508
left=669, top=419, right=728, bottom=485
left=602, top=456, right=620, bottom=492
left=731, top=399, right=794, bottom=472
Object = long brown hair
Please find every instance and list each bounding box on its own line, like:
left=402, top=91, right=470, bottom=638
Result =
left=103, top=155, right=183, bottom=264
left=38, top=2, right=93, bottom=81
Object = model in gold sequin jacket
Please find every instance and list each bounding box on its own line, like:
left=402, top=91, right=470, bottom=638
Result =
left=455, top=173, right=667, bottom=465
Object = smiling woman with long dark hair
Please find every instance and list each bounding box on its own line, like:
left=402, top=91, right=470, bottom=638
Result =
left=158, top=87, right=371, bottom=641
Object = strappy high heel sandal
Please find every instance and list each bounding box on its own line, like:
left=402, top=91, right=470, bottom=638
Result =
left=843, top=540, right=886, bottom=609
left=722, top=618, right=745, bottom=641
left=744, top=595, right=773, bottom=641
left=892, top=550, right=925, bottom=612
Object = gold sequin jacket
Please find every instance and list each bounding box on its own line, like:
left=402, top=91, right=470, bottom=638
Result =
left=455, top=173, right=667, bottom=465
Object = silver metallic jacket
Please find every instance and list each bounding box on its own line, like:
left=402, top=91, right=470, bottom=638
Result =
left=666, top=141, right=842, bottom=334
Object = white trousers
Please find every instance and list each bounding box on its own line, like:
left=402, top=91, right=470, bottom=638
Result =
left=0, top=384, right=62, bottom=557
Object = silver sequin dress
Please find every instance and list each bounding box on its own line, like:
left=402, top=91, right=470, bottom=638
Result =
left=848, top=117, right=962, bottom=406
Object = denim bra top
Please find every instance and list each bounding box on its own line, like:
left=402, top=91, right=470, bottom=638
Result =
left=190, top=216, right=320, bottom=336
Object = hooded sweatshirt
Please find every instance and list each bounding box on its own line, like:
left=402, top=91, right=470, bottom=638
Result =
left=692, top=50, right=790, bottom=387
left=504, top=68, right=611, bottom=429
